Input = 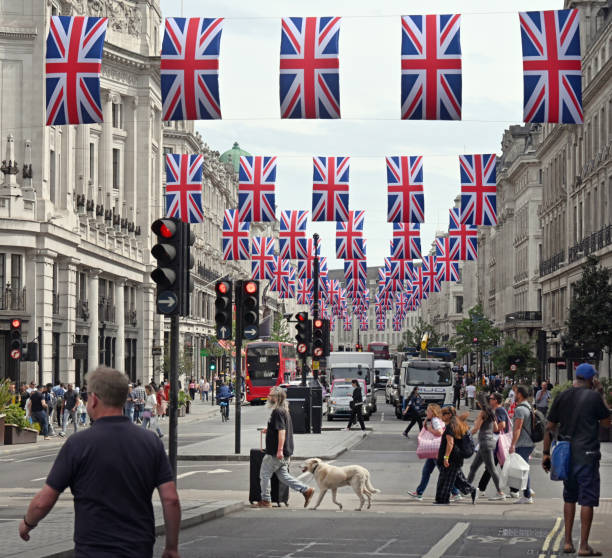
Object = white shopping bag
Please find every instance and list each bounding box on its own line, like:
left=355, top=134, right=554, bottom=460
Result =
left=501, top=453, right=529, bottom=492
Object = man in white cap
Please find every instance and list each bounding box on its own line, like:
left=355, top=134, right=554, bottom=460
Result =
left=543, top=363, right=610, bottom=557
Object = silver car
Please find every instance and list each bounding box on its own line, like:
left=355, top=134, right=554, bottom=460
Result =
left=326, top=382, right=368, bottom=421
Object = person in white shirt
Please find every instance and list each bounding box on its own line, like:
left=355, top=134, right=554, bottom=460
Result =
left=466, top=384, right=476, bottom=410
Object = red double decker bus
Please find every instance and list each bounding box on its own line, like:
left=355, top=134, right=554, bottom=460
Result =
left=245, top=342, right=297, bottom=403
left=367, top=342, right=390, bottom=360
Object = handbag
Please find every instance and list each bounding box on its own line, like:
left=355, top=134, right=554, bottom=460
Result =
left=495, top=417, right=513, bottom=466
left=416, top=427, right=442, bottom=460
left=550, top=390, right=588, bottom=481
left=143, top=409, right=153, bottom=419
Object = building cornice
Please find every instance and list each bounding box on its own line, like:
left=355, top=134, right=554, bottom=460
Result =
left=0, top=27, right=38, bottom=41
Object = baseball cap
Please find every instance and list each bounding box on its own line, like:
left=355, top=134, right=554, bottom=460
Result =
left=575, top=363, right=597, bottom=379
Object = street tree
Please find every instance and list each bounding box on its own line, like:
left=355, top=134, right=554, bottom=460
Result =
left=270, top=312, right=292, bottom=343
left=491, top=336, right=539, bottom=378
left=451, top=304, right=501, bottom=361
left=565, top=255, right=612, bottom=364
left=401, top=318, right=440, bottom=350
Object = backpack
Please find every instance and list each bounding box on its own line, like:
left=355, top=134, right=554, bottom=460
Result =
left=458, top=430, right=476, bottom=458
left=517, top=402, right=546, bottom=443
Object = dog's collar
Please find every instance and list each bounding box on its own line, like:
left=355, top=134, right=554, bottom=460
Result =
left=311, top=463, right=319, bottom=474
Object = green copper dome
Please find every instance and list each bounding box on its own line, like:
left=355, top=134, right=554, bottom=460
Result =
left=220, top=142, right=251, bottom=173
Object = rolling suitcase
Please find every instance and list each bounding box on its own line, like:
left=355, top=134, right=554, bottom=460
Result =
left=248, top=433, right=289, bottom=506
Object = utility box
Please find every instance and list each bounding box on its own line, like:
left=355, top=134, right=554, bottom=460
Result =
left=286, top=385, right=310, bottom=434
left=309, top=382, right=323, bottom=434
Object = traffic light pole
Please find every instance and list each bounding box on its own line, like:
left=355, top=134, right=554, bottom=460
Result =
left=311, top=233, right=320, bottom=382
left=234, top=281, right=243, bottom=455
left=169, top=313, right=180, bottom=480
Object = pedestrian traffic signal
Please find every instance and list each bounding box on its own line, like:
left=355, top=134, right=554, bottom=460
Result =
left=295, top=312, right=311, bottom=356
left=214, top=280, right=233, bottom=340
left=312, top=318, right=330, bottom=358
left=9, top=318, right=22, bottom=360
left=239, top=280, right=259, bottom=339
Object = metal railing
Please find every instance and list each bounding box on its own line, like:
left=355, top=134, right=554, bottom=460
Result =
left=539, top=250, right=565, bottom=277
left=505, top=311, right=542, bottom=323
left=0, top=286, right=26, bottom=311
left=568, top=224, right=612, bottom=263
left=98, top=298, right=116, bottom=323
left=126, top=308, right=137, bottom=327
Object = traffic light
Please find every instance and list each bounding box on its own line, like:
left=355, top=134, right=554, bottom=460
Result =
left=239, top=280, right=260, bottom=339
left=210, top=362, right=216, bottom=371
left=223, top=354, right=231, bottom=370
left=355, top=343, right=362, bottom=352
left=472, top=337, right=479, bottom=345
left=181, top=225, right=195, bottom=316
left=312, top=318, right=330, bottom=358
left=295, top=312, right=311, bottom=356
left=214, top=280, right=233, bottom=340
left=9, top=318, right=23, bottom=360
left=22, top=341, right=38, bottom=362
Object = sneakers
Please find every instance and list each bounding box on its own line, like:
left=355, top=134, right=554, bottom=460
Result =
left=303, top=487, right=315, bottom=508
left=402, top=431, right=409, bottom=438
left=450, top=493, right=463, bottom=503
left=509, top=491, right=519, bottom=499
left=488, top=493, right=506, bottom=501
left=470, top=488, right=478, bottom=505
left=514, top=496, right=534, bottom=504
left=58, top=431, right=66, bottom=437
left=251, top=500, right=272, bottom=508
left=407, top=490, right=423, bottom=501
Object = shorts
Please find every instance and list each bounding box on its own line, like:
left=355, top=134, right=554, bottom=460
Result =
left=563, top=461, right=600, bottom=507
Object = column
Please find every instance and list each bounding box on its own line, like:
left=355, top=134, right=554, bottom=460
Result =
left=115, top=278, right=126, bottom=373
left=34, top=249, right=57, bottom=385
left=137, top=284, right=156, bottom=384
left=98, top=93, right=113, bottom=206
left=75, top=125, right=88, bottom=200
left=88, top=270, right=101, bottom=369
left=58, top=258, right=78, bottom=383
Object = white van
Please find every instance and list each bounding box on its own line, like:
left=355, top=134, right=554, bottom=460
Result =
left=373, top=360, right=394, bottom=389
left=398, top=358, right=454, bottom=418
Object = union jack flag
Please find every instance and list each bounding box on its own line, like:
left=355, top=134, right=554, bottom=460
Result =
left=391, top=223, right=422, bottom=259
left=327, top=279, right=342, bottom=305
left=45, top=16, right=108, bottom=125
left=344, top=259, right=367, bottom=293
left=164, top=154, right=204, bottom=223
left=435, top=237, right=460, bottom=282
left=376, top=315, right=386, bottom=331
left=422, top=255, right=441, bottom=293
left=519, top=9, right=582, bottom=124
left=401, top=14, right=462, bottom=120
left=386, top=156, right=425, bottom=223
left=343, top=315, right=352, bottom=332
left=460, top=154, right=497, bottom=226
left=435, top=236, right=459, bottom=262
left=222, top=209, right=250, bottom=261
left=279, top=210, right=308, bottom=259
left=392, top=316, right=403, bottom=332
left=160, top=18, right=223, bottom=121
left=393, top=259, right=416, bottom=282
left=449, top=208, right=478, bottom=260
left=359, top=316, right=369, bottom=331
left=336, top=210, right=365, bottom=260
left=312, top=156, right=350, bottom=222
left=414, top=265, right=429, bottom=300
left=250, top=237, right=276, bottom=280
left=384, top=258, right=404, bottom=292
left=238, top=156, right=277, bottom=222
left=280, top=17, right=341, bottom=119
left=270, top=258, right=291, bottom=292
left=279, top=267, right=296, bottom=299
left=296, top=279, right=313, bottom=305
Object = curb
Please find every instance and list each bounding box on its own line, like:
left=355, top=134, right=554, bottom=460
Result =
left=41, top=500, right=244, bottom=558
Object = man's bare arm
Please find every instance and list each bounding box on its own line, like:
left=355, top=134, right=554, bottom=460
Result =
left=158, top=481, right=181, bottom=558
left=19, top=484, right=60, bottom=541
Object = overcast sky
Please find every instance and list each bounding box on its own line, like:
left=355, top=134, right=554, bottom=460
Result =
left=159, top=0, right=563, bottom=271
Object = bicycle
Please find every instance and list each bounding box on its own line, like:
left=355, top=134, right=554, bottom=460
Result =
left=219, top=398, right=230, bottom=422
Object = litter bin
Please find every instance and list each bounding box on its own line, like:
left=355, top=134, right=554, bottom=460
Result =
left=309, top=383, right=323, bottom=434
left=286, top=385, right=310, bottom=434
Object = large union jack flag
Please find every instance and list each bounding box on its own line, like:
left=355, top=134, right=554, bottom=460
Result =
left=460, top=154, right=497, bottom=226
left=222, top=209, right=250, bottom=261
left=45, top=16, right=108, bottom=125
left=238, top=156, right=277, bottom=222
left=449, top=208, right=478, bottom=260
left=165, top=154, right=204, bottom=223
left=519, top=9, right=582, bottom=124
left=280, top=17, right=341, bottom=119
left=336, top=210, right=366, bottom=260
left=344, top=259, right=367, bottom=293
left=393, top=259, right=416, bottom=282
left=401, top=14, right=462, bottom=120
left=414, top=265, right=429, bottom=301
left=279, top=210, right=308, bottom=259
left=422, top=255, right=441, bottom=293
left=161, top=18, right=223, bottom=121
left=251, top=237, right=276, bottom=280
left=386, top=156, right=425, bottom=223
left=391, top=223, right=422, bottom=259
left=312, top=156, right=350, bottom=222
left=435, top=237, right=460, bottom=282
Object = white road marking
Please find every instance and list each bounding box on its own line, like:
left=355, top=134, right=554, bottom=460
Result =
left=373, top=538, right=396, bottom=553
left=380, top=412, right=385, bottom=422
left=207, top=468, right=231, bottom=474
left=14, top=453, right=57, bottom=463
left=0, top=518, right=21, bottom=521
left=176, top=471, right=207, bottom=480
left=422, top=521, right=470, bottom=558
left=30, top=477, right=47, bottom=482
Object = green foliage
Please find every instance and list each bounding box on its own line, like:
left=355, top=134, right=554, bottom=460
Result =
left=163, top=348, right=195, bottom=377
left=4, top=403, right=30, bottom=429
left=178, top=390, right=189, bottom=407
left=491, top=337, right=539, bottom=377
left=565, top=256, right=612, bottom=357
left=451, top=304, right=501, bottom=358
left=401, top=318, right=440, bottom=349
left=549, top=381, right=573, bottom=407
left=270, top=313, right=292, bottom=343
left=0, top=379, right=13, bottom=409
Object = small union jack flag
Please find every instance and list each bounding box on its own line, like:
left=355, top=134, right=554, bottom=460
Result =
left=238, top=156, right=277, bottom=222
left=386, top=156, right=425, bottom=223
left=393, top=259, right=416, bottom=282
left=414, top=265, right=429, bottom=300
left=336, top=210, right=365, bottom=260
left=460, top=154, right=497, bottom=226
left=270, top=258, right=291, bottom=292
left=278, top=266, right=296, bottom=299
left=45, top=16, right=108, bottom=125
left=359, top=316, right=369, bottom=332
left=401, top=14, right=462, bottom=120
left=376, top=315, right=386, bottom=331
left=344, top=259, right=367, bottom=294
left=435, top=237, right=460, bottom=282
left=222, top=209, right=250, bottom=261
left=384, top=258, right=404, bottom=292
left=165, top=154, right=204, bottom=223
left=391, top=223, right=422, bottom=259
left=449, top=208, right=478, bottom=260
left=250, top=237, right=276, bottom=280
left=392, top=316, right=403, bottom=332
left=422, top=255, right=441, bottom=293
left=280, top=17, right=341, bottom=119
left=519, top=9, right=582, bottom=124
left=279, top=210, right=308, bottom=259
left=160, top=18, right=223, bottom=121
left=343, top=315, right=352, bottom=332
left=296, top=279, right=313, bottom=305
left=312, top=156, right=350, bottom=222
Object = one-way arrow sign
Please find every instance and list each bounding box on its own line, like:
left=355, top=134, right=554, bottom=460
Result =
left=217, top=325, right=231, bottom=340
left=157, top=291, right=178, bottom=315
left=243, top=326, right=258, bottom=340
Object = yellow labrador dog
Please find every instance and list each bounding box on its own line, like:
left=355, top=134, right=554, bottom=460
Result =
left=301, top=457, right=380, bottom=511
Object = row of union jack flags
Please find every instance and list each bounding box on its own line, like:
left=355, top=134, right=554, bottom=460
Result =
left=46, top=9, right=583, bottom=126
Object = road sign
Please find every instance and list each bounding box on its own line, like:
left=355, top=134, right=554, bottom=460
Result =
left=200, top=349, right=208, bottom=357
left=10, top=348, right=21, bottom=360
left=510, top=364, right=517, bottom=371
left=312, top=361, right=319, bottom=371
left=217, top=325, right=231, bottom=340
left=157, top=291, right=178, bottom=314
left=243, top=325, right=258, bottom=340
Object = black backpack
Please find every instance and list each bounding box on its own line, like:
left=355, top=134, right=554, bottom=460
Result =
left=518, top=403, right=546, bottom=443
left=458, top=430, right=476, bottom=458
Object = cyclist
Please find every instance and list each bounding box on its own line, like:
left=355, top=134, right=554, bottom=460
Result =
left=217, top=382, right=233, bottom=420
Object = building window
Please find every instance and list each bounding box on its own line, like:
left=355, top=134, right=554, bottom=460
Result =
left=112, top=148, right=120, bottom=189
left=89, top=142, right=95, bottom=182
left=0, top=254, right=4, bottom=289
left=49, top=149, right=56, bottom=202
left=112, top=102, right=122, bottom=128
left=11, top=254, right=21, bottom=292
left=163, top=147, right=174, bottom=156
left=455, top=296, right=463, bottom=314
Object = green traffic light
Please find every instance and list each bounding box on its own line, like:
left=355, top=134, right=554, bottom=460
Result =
left=210, top=363, right=216, bottom=370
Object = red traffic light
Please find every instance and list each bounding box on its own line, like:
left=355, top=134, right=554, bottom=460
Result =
left=296, top=312, right=308, bottom=322
left=313, top=319, right=323, bottom=329
left=10, top=318, right=21, bottom=329
left=151, top=218, right=177, bottom=239
left=244, top=281, right=257, bottom=294
left=216, top=281, right=230, bottom=295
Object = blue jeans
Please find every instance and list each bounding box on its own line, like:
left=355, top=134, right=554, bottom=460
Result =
left=515, top=446, right=534, bottom=498
left=260, top=455, right=308, bottom=502
left=417, top=458, right=458, bottom=496
left=32, top=411, right=48, bottom=436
